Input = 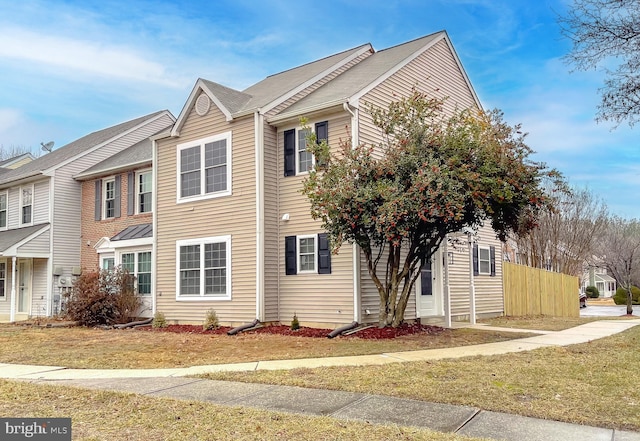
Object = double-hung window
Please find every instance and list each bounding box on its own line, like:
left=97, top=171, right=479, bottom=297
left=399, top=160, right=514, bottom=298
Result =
left=137, top=171, right=152, bottom=214
left=20, top=185, right=33, bottom=226
left=103, top=178, right=116, bottom=219
left=120, top=251, right=152, bottom=295
left=284, top=121, right=328, bottom=176
left=176, top=236, right=231, bottom=300
left=285, top=233, right=331, bottom=275
left=177, top=132, right=232, bottom=202
left=473, top=244, right=496, bottom=276
left=0, top=192, right=7, bottom=229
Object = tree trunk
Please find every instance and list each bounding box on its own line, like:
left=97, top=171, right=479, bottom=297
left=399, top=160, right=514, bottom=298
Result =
left=627, top=288, right=634, bottom=315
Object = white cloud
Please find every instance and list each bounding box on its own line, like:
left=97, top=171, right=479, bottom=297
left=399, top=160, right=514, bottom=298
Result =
left=0, top=109, right=22, bottom=134
left=0, top=27, right=182, bottom=88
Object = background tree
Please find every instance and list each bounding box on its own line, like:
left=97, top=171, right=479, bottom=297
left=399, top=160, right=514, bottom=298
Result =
left=512, top=187, right=608, bottom=277
left=597, top=216, right=640, bottom=314
left=559, top=0, right=640, bottom=126
left=303, top=91, right=562, bottom=327
left=0, top=144, right=36, bottom=160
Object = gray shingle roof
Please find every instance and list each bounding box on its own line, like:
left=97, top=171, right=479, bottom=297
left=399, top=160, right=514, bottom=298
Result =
left=74, top=122, right=172, bottom=180
left=0, top=223, right=49, bottom=253
left=0, top=111, right=168, bottom=187
left=278, top=32, right=444, bottom=117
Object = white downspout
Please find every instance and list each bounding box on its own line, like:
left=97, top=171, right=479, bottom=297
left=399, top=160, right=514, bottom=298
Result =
left=9, top=256, right=16, bottom=322
left=47, top=175, right=54, bottom=316
left=468, top=233, right=476, bottom=325
left=443, top=239, right=452, bottom=328
left=151, top=139, right=158, bottom=315
left=255, top=111, right=265, bottom=321
left=344, top=102, right=361, bottom=323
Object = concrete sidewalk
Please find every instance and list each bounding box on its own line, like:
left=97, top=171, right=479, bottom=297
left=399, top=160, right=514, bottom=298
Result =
left=5, top=319, right=640, bottom=441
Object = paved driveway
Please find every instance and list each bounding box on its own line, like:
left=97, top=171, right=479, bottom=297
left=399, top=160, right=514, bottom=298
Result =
left=580, top=304, right=640, bottom=317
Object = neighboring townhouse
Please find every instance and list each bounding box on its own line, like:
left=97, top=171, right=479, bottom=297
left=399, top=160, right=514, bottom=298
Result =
left=154, top=31, right=504, bottom=328
left=582, top=264, right=617, bottom=298
left=75, top=121, right=175, bottom=317
left=0, top=153, right=35, bottom=170
left=0, top=110, right=175, bottom=322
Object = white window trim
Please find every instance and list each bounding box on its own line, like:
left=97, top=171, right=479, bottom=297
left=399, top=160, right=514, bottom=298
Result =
left=295, top=127, right=315, bottom=176
left=176, top=131, right=232, bottom=204
left=136, top=169, right=153, bottom=214
left=297, top=234, right=318, bottom=274
left=102, top=177, right=116, bottom=220
left=117, top=248, right=152, bottom=296
left=478, top=245, right=491, bottom=275
left=0, top=191, right=7, bottom=231
left=175, top=235, right=232, bottom=301
left=19, top=184, right=34, bottom=227
left=0, top=259, right=6, bottom=300
left=100, top=254, right=115, bottom=271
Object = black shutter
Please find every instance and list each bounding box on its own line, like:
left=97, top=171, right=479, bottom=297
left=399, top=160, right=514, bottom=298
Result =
left=284, top=129, right=296, bottom=177
left=114, top=175, right=121, bottom=218
left=490, top=246, right=496, bottom=277
left=318, top=233, right=331, bottom=274
left=473, top=243, right=479, bottom=276
left=94, top=180, right=102, bottom=221
left=127, top=172, right=135, bottom=216
left=315, top=121, right=328, bottom=168
left=285, top=236, right=297, bottom=275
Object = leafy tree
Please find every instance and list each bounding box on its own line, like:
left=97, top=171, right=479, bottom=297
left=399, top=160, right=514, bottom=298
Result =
left=302, top=91, right=562, bottom=327
left=559, top=0, right=640, bottom=126
left=598, top=216, right=640, bottom=314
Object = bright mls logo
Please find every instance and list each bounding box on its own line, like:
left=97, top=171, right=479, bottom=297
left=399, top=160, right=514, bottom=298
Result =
left=0, top=418, right=71, bottom=440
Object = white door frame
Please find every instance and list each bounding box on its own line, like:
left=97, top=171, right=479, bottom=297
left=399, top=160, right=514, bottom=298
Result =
left=17, top=258, right=32, bottom=315
left=416, top=248, right=443, bottom=317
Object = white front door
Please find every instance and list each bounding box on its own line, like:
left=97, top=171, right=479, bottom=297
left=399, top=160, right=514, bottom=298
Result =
left=17, top=259, right=32, bottom=314
left=417, top=250, right=443, bottom=317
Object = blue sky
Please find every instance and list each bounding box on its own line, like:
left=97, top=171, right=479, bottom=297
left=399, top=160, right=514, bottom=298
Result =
left=0, top=0, right=637, bottom=217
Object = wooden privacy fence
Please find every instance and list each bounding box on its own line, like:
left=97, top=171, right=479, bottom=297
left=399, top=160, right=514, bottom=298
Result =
left=503, top=262, right=579, bottom=318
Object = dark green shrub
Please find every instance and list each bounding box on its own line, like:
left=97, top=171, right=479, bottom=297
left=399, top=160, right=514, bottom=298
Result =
left=585, top=286, right=600, bottom=298
left=64, top=267, right=140, bottom=326
left=613, top=286, right=640, bottom=305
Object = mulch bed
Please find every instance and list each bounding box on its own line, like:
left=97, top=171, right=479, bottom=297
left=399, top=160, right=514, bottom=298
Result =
left=139, top=322, right=447, bottom=339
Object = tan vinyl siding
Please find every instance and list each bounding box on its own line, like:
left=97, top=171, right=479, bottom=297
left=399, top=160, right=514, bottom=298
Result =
left=276, top=112, right=354, bottom=326
left=33, top=180, right=49, bottom=225
left=156, top=95, right=257, bottom=324
left=448, top=224, right=504, bottom=319
left=6, top=188, right=19, bottom=228
left=263, top=122, right=279, bottom=322
left=0, top=259, right=12, bottom=317
left=359, top=38, right=478, bottom=152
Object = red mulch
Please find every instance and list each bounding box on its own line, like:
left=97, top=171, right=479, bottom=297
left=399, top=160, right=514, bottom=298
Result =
left=140, top=322, right=446, bottom=339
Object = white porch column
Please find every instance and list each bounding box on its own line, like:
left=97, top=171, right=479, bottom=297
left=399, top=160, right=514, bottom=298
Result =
left=9, top=256, right=16, bottom=323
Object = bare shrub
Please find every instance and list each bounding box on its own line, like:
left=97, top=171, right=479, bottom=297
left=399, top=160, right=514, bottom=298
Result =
left=64, top=268, right=140, bottom=326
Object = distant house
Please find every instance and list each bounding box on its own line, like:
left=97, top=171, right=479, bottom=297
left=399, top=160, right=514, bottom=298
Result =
left=0, top=153, right=36, bottom=170
left=153, top=31, right=504, bottom=328
left=582, top=264, right=617, bottom=298
left=0, top=110, right=175, bottom=322
left=74, top=120, right=175, bottom=317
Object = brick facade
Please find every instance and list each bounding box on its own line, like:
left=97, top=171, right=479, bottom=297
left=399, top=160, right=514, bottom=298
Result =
left=79, top=167, right=152, bottom=271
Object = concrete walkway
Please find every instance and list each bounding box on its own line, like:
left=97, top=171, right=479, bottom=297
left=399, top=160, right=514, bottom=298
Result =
left=5, top=319, right=640, bottom=441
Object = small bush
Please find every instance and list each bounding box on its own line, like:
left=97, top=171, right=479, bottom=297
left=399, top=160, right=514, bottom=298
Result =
left=203, top=309, right=219, bottom=331
left=613, top=286, right=640, bottom=305
left=64, top=268, right=140, bottom=326
left=152, top=311, right=167, bottom=328
left=291, top=313, right=300, bottom=331
left=585, top=286, right=600, bottom=298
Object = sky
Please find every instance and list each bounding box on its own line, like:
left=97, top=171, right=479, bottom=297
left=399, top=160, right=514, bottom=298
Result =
left=0, top=0, right=638, bottom=218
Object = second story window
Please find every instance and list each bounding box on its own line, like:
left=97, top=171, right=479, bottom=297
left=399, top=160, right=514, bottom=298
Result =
left=104, top=178, right=116, bottom=219
left=284, top=121, right=328, bottom=177
left=20, top=186, right=33, bottom=226
left=0, top=192, right=7, bottom=229
left=137, top=171, right=152, bottom=213
left=177, top=132, right=232, bottom=203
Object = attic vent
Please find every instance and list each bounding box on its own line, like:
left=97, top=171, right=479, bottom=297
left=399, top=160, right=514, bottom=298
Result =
left=195, top=94, right=211, bottom=116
